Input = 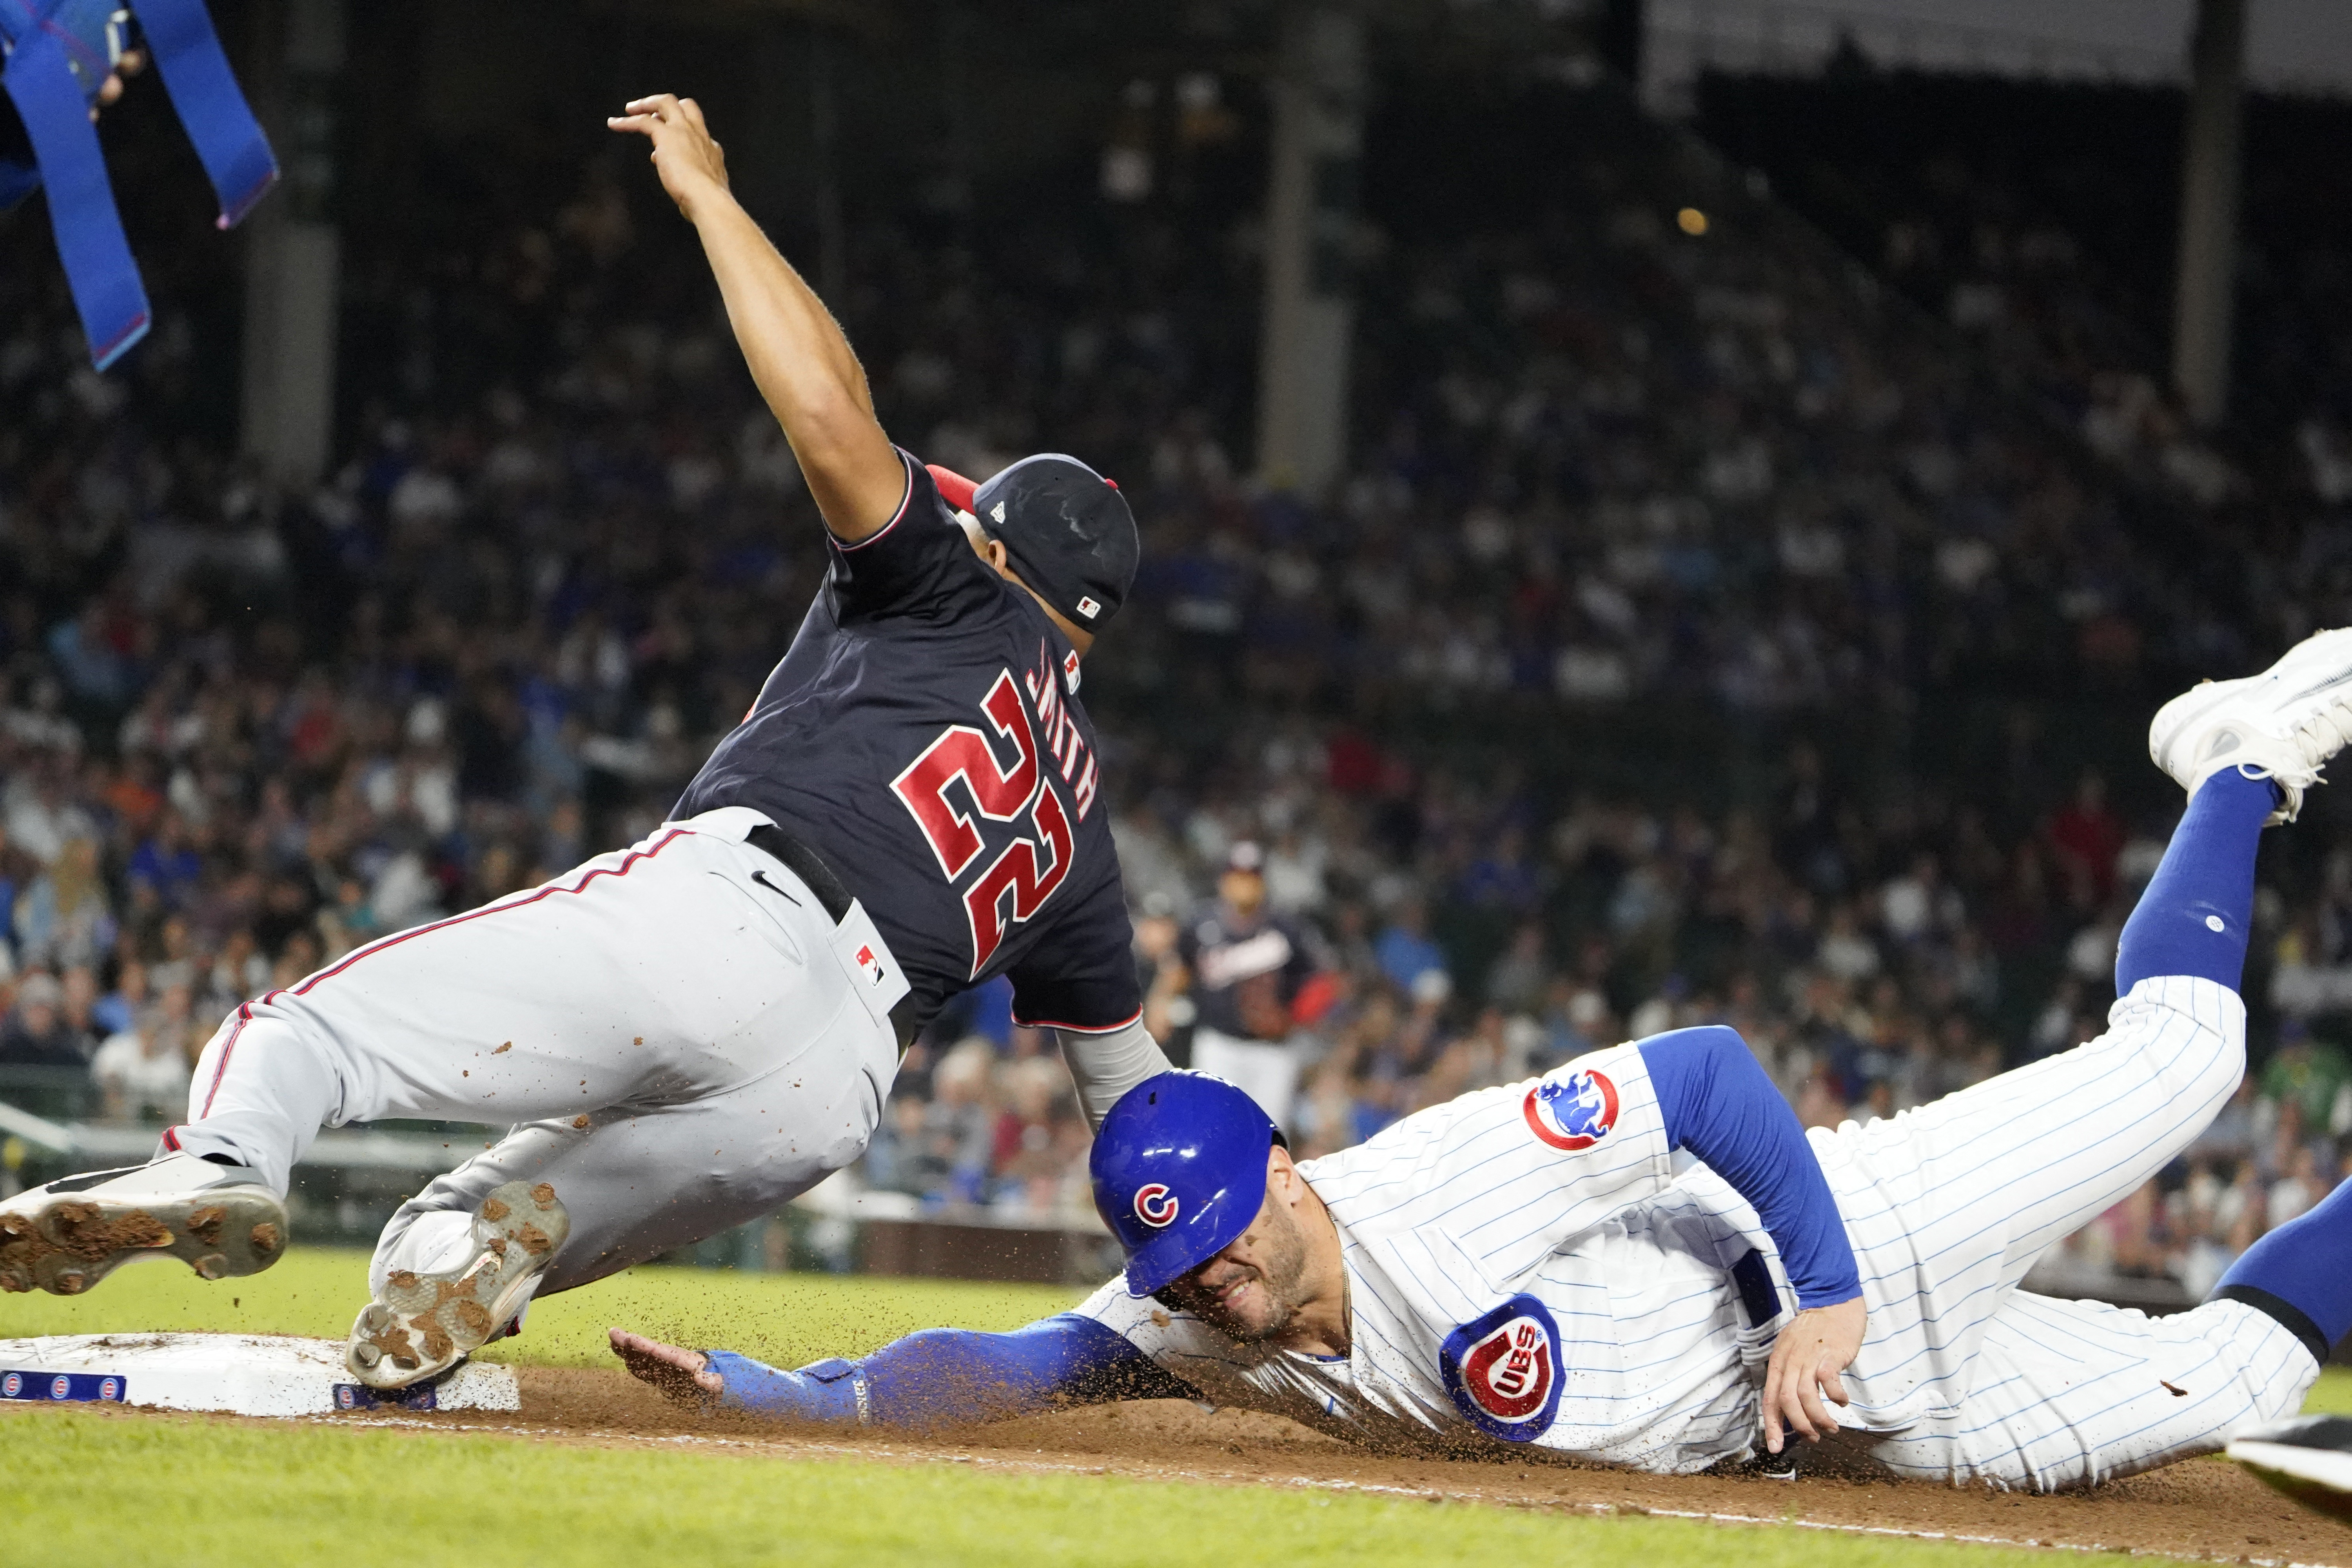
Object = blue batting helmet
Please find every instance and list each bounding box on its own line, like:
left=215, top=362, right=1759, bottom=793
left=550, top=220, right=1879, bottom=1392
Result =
left=1089, top=1071, right=1279, bottom=1295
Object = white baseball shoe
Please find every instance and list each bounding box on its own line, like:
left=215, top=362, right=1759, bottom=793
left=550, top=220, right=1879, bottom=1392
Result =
left=345, top=1179, right=570, bottom=1390
left=2149, top=627, right=2352, bottom=824
left=0, top=1152, right=286, bottom=1295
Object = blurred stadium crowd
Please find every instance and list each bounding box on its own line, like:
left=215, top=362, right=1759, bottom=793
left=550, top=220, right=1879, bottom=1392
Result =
left=4, top=78, right=2352, bottom=1295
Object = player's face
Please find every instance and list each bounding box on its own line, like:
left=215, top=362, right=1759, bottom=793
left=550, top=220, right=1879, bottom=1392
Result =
left=1219, top=868, right=1266, bottom=916
left=1156, top=1191, right=1310, bottom=1343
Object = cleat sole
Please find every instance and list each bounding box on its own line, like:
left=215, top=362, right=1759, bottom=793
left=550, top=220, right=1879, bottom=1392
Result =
left=345, top=1180, right=569, bottom=1391
left=0, top=1186, right=287, bottom=1298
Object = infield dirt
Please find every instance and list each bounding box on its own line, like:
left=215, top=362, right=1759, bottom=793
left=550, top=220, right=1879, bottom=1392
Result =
left=221, top=1365, right=2352, bottom=1565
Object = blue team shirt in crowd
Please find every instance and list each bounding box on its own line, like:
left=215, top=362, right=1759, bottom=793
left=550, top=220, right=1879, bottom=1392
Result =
left=675, top=453, right=1141, bottom=1040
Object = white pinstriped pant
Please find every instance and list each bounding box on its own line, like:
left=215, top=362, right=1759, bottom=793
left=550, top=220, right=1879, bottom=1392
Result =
left=1817, top=975, right=2317, bottom=1490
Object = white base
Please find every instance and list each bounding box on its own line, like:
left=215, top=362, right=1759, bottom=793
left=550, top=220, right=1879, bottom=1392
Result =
left=0, top=1333, right=521, bottom=1417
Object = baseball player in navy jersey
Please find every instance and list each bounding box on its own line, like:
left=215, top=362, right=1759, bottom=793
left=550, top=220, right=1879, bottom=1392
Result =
left=617, top=630, right=2352, bottom=1491
left=1180, top=840, right=1330, bottom=1128
left=0, top=93, right=1171, bottom=1390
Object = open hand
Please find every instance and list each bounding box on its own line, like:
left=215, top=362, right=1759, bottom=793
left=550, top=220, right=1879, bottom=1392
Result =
left=606, top=95, right=730, bottom=221
left=1760, top=1295, right=1865, bottom=1454
left=609, top=1326, right=722, bottom=1405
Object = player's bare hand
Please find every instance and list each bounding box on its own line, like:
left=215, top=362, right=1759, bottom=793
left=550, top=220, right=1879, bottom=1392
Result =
left=1761, top=1295, right=1864, bottom=1454
left=605, top=94, right=730, bottom=220
left=609, top=1326, right=724, bottom=1404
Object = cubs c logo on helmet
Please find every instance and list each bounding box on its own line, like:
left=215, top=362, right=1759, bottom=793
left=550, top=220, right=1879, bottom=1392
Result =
left=1439, top=1294, right=1563, bottom=1442
left=1132, top=1182, right=1179, bottom=1228
left=1523, top=1069, right=1619, bottom=1152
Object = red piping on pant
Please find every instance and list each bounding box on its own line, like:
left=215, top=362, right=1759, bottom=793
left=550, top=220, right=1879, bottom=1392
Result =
left=187, top=828, right=695, bottom=1122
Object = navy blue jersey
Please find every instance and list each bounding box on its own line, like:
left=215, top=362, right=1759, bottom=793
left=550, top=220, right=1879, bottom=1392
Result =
left=1179, top=904, right=1323, bottom=1042
left=675, top=452, right=1140, bottom=1040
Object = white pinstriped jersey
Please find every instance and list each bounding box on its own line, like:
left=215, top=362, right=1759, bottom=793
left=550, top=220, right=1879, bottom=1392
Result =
left=1074, top=1040, right=1786, bottom=1470
left=1076, top=977, right=2320, bottom=1487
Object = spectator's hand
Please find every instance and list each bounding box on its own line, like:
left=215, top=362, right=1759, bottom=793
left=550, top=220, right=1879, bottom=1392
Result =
left=1761, top=1294, right=1865, bottom=1453
left=91, top=48, right=145, bottom=122
left=608, top=1327, right=722, bottom=1404
left=605, top=95, right=730, bottom=222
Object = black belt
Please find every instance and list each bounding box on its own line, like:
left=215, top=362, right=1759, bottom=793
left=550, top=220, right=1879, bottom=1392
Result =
left=746, top=823, right=855, bottom=924
left=745, top=823, right=922, bottom=1050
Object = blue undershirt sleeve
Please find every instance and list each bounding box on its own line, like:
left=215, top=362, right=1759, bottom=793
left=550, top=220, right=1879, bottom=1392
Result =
left=704, top=1312, right=1197, bottom=1427
left=1637, top=1025, right=1862, bottom=1310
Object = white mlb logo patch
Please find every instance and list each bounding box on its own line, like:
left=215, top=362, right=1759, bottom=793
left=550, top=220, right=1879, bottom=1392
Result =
left=1076, top=595, right=1102, bottom=620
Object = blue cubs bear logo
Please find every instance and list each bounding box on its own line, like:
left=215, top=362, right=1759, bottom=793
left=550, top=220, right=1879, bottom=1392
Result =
left=1523, top=1069, right=1619, bottom=1151
left=1440, top=1294, right=1564, bottom=1442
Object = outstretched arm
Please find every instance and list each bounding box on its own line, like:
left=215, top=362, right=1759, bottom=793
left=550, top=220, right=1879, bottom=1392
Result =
left=1637, top=1025, right=1864, bottom=1455
left=1056, top=1017, right=1174, bottom=1132
left=610, top=1314, right=1196, bottom=1428
left=607, top=95, right=904, bottom=544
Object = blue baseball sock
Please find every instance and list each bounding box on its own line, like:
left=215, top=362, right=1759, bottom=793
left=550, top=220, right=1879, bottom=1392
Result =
left=2161, top=770, right=2345, bottom=1363
left=2216, top=1180, right=2352, bottom=1365
left=2112, top=768, right=2278, bottom=995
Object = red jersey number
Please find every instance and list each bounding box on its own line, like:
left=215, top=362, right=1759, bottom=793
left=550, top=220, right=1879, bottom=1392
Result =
left=892, top=669, right=1074, bottom=975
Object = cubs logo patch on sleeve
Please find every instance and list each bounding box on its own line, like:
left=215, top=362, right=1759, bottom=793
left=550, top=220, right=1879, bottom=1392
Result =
left=1523, top=1069, right=1619, bottom=1152
left=1439, top=1294, right=1563, bottom=1442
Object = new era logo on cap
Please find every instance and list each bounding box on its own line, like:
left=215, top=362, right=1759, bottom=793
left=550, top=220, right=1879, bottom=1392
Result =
left=1076, top=595, right=1102, bottom=620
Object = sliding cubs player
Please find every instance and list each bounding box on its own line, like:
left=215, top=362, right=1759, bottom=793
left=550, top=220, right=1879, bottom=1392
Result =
left=619, top=632, right=2352, bottom=1490
left=0, top=94, right=1169, bottom=1392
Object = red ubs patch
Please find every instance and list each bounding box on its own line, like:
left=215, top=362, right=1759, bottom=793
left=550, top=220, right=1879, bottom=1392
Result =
left=1439, top=1295, right=1563, bottom=1441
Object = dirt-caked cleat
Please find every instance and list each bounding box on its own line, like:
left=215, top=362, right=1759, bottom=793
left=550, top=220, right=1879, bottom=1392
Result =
left=2149, top=626, right=2352, bottom=824
left=345, top=1180, right=569, bottom=1390
left=0, top=1152, right=286, bottom=1296
left=2227, top=1414, right=2352, bottom=1523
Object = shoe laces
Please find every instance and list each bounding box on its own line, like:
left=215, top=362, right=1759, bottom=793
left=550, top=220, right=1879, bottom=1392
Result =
left=2289, top=703, right=2352, bottom=780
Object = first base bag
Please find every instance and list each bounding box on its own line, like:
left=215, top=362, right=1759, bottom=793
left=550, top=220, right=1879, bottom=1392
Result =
left=1, top=0, right=276, bottom=368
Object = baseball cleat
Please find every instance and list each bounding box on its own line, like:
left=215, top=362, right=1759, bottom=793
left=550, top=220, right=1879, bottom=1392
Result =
left=2149, top=626, right=2352, bottom=823
left=0, top=1152, right=286, bottom=1295
left=2227, top=1413, right=2352, bottom=1523
left=345, top=1180, right=569, bottom=1390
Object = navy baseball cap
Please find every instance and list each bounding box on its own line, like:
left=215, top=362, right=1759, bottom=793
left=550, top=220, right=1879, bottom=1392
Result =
left=1089, top=1071, right=1281, bottom=1296
left=927, top=454, right=1138, bottom=632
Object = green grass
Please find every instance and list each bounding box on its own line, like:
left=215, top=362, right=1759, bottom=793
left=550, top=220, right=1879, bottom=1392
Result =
left=0, top=1404, right=2140, bottom=1568
left=2, top=1254, right=2337, bottom=1567
left=0, top=1247, right=1080, bottom=1368
left=2306, top=1365, right=2352, bottom=1413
